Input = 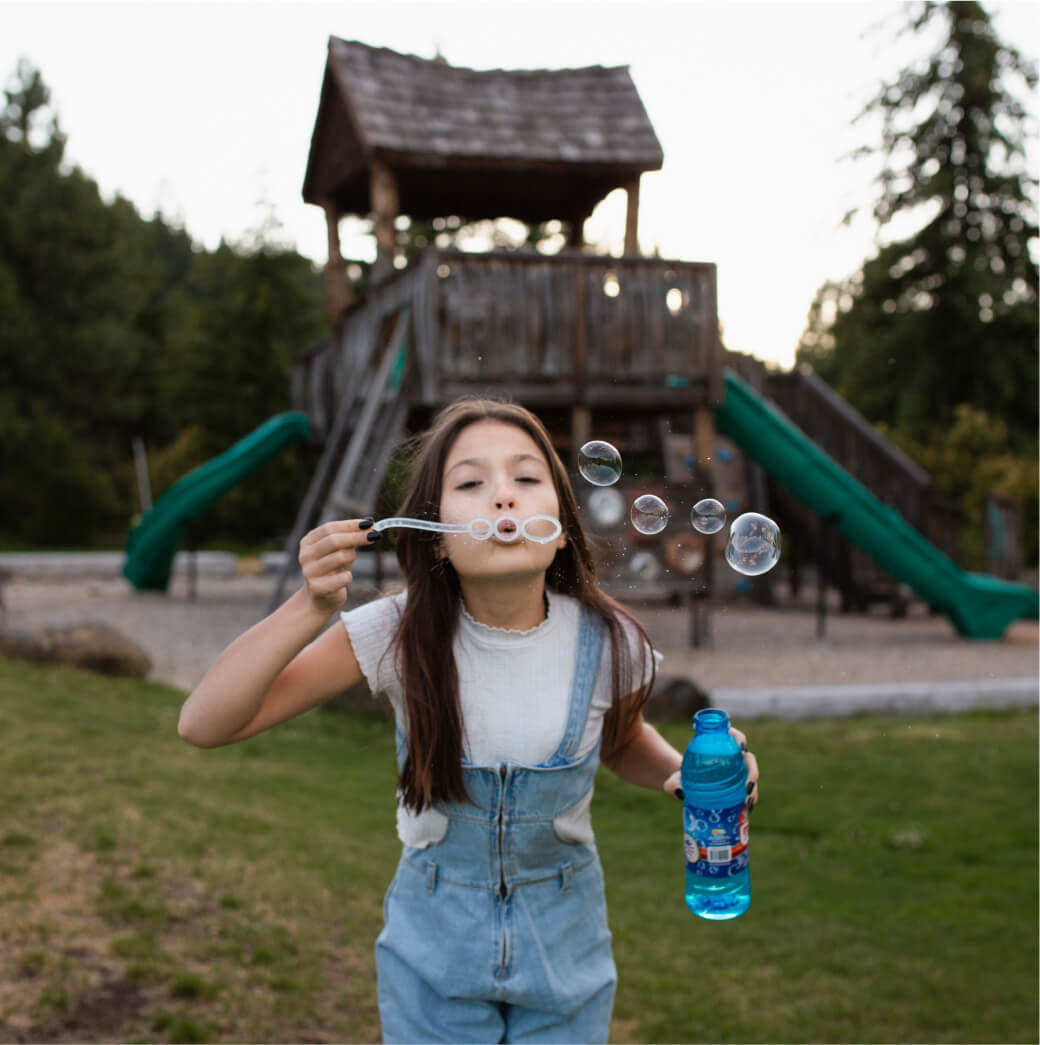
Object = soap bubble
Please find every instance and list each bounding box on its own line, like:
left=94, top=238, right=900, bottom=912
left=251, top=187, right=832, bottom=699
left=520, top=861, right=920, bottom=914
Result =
left=631, top=494, right=670, bottom=535
left=627, top=549, right=663, bottom=581
left=578, top=441, right=622, bottom=486
left=725, top=512, right=781, bottom=576
left=587, top=486, right=626, bottom=527
left=691, top=498, right=726, bottom=534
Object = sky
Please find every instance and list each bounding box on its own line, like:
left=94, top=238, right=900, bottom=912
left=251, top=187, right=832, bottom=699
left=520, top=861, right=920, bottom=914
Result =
left=3, top=0, right=1038, bottom=369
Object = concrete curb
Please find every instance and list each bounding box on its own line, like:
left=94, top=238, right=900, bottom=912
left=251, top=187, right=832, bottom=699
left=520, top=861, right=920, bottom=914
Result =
left=711, top=676, right=1039, bottom=720
left=0, top=551, right=238, bottom=580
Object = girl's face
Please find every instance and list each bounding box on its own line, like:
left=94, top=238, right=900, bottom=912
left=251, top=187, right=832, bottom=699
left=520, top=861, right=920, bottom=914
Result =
left=438, top=420, right=567, bottom=581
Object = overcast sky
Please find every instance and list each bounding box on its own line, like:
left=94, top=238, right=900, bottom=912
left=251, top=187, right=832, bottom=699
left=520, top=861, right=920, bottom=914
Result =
left=3, top=0, right=1038, bottom=367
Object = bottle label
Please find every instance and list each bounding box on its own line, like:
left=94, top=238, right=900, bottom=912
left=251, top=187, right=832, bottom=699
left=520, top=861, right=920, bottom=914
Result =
left=683, top=801, right=749, bottom=877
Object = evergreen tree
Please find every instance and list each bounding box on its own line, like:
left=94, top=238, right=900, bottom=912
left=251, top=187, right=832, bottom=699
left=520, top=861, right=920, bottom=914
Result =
left=0, top=59, right=326, bottom=548
left=798, top=1, right=1037, bottom=446
left=796, top=1, right=1038, bottom=565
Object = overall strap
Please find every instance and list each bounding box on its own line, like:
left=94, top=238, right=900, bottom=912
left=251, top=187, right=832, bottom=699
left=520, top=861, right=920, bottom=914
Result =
left=539, top=604, right=607, bottom=768
left=394, top=722, right=407, bottom=771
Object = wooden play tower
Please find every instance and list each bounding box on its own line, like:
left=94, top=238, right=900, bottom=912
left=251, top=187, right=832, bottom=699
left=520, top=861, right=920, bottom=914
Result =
left=270, top=38, right=725, bottom=628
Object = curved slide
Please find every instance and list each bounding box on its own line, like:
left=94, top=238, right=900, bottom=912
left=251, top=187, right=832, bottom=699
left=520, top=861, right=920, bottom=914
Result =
left=123, top=412, right=311, bottom=591
left=715, top=369, right=1039, bottom=640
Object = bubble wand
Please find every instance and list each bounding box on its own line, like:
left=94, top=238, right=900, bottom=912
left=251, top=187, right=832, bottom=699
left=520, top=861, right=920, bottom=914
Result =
left=369, top=514, right=562, bottom=544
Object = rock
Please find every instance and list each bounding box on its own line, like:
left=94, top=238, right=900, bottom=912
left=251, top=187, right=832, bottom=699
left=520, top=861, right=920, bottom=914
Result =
left=648, top=673, right=712, bottom=721
left=328, top=677, right=382, bottom=714
left=0, top=622, right=153, bottom=678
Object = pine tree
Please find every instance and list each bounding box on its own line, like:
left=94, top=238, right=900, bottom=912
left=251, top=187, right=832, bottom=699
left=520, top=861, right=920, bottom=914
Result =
left=797, top=1, right=1037, bottom=450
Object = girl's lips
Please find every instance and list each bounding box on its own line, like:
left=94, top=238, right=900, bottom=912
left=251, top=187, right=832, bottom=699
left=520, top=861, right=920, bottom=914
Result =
left=490, top=516, right=521, bottom=543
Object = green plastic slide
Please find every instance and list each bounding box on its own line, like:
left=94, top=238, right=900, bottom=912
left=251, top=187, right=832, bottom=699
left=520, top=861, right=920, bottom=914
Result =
left=123, top=412, right=311, bottom=591
left=715, top=369, right=1039, bottom=639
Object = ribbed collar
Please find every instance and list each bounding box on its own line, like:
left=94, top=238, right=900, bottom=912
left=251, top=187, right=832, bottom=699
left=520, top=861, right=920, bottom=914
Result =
left=459, top=589, right=557, bottom=647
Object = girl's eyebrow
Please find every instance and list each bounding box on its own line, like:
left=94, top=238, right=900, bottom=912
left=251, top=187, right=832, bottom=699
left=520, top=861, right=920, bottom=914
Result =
left=446, top=452, right=545, bottom=476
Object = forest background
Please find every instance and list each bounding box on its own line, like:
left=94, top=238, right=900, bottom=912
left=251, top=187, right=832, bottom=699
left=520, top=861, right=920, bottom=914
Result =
left=1, top=1, right=1036, bottom=569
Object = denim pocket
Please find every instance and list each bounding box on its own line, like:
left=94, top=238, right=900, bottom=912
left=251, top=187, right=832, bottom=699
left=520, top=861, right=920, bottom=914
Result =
left=551, top=787, right=595, bottom=845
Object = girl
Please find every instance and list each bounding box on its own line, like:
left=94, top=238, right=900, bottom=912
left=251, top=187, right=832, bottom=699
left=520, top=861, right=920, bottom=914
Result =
left=178, top=397, right=760, bottom=1044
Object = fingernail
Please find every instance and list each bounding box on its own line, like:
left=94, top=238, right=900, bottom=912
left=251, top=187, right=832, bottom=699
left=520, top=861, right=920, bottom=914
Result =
left=748, top=798, right=756, bottom=814
left=746, top=781, right=755, bottom=794
left=359, top=517, right=374, bottom=530
left=674, top=788, right=684, bottom=802
left=366, top=530, right=383, bottom=542
left=740, top=741, right=748, bottom=753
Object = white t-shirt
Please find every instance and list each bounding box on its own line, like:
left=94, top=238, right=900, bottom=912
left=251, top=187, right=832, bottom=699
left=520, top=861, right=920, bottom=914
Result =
left=340, top=588, right=659, bottom=847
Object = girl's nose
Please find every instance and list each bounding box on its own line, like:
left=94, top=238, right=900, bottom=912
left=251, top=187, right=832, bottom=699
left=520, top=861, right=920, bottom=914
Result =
left=492, top=483, right=517, bottom=511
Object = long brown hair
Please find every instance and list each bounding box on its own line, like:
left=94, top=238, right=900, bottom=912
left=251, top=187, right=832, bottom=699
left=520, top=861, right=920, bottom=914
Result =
left=388, top=397, right=656, bottom=812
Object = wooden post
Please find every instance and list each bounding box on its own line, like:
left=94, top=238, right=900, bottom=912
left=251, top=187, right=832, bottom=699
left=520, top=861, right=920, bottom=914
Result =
left=573, top=259, right=588, bottom=397
left=694, top=405, right=715, bottom=474
left=567, top=213, right=587, bottom=249
left=370, top=159, right=399, bottom=283
left=624, top=175, right=641, bottom=255
left=322, top=199, right=352, bottom=328
left=570, top=406, right=591, bottom=462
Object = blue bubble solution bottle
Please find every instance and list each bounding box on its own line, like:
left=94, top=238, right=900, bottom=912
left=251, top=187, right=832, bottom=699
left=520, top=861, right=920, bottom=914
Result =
left=681, top=708, right=751, bottom=920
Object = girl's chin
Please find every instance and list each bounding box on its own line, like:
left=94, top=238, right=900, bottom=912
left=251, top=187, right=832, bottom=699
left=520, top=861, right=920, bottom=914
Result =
left=451, top=555, right=553, bottom=582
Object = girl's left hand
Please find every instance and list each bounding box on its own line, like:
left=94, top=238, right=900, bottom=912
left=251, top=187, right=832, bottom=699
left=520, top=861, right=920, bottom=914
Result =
left=729, top=726, right=759, bottom=810
left=663, top=726, right=760, bottom=810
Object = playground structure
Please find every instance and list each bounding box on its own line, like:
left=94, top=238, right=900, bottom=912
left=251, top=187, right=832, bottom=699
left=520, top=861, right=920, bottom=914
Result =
left=123, top=38, right=1038, bottom=640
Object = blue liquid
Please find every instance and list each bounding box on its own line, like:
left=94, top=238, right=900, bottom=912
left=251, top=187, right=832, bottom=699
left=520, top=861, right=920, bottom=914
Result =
left=682, top=708, right=751, bottom=920
left=685, top=866, right=751, bottom=921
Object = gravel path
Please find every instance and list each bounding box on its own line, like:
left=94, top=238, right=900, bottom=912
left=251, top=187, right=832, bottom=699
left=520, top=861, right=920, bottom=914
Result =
left=4, top=571, right=1036, bottom=716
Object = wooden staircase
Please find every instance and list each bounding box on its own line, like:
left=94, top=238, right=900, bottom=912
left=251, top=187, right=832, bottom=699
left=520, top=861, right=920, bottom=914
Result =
left=266, top=305, right=411, bottom=613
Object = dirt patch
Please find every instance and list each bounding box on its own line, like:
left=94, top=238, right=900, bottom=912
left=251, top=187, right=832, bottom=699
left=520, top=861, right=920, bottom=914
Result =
left=0, top=834, right=381, bottom=1043
left=15, top=975, right=149, bottom=1043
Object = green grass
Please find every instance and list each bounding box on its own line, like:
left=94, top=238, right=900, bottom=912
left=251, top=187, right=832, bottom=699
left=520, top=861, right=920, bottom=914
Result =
left=0, top=658, right=1035, bottom=1043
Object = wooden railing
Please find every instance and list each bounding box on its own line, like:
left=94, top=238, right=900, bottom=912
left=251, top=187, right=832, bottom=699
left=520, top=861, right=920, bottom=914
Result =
left=413, top=249, right=722, bottom=407
left=764, top=364, right=963, bottom=579
left=293, top=247, right=724, bottom=422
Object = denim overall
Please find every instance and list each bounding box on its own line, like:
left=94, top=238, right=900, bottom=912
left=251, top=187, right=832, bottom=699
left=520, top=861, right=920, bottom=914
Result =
left=376, top=607, right=616, bottom=1044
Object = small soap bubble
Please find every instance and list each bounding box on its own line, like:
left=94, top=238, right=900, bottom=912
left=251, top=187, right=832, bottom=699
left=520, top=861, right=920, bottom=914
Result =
left=725, top=512, right=781, bottom=576
left=691, top=498, right=726, bottom=535
left=578, top=440, right=623, bottom=486
left=631, top=494, right=670, bottom=535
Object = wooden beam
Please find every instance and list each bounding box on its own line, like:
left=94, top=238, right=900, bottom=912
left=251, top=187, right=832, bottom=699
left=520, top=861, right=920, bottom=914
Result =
left=370, top=159, right=399, bottom=283
left=322, top=200, right=353, bottom=328
left=694, top=405, right=715, bottom=475
left=624, top=175, right=641, bottom=255
left=567, top=214, right=586, bottom=249
left=570, top=406, right=591, bottom=463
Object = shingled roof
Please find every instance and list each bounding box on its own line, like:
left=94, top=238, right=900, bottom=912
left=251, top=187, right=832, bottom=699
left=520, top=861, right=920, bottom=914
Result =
left=302, top=38, right=664, bottom=224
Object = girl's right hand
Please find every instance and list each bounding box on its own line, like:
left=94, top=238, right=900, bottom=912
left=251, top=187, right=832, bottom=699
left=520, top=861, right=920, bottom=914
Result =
left=298, top=517, right=375, bottom=614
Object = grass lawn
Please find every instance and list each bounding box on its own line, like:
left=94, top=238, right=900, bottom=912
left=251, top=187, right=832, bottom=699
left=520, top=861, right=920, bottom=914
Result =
left=0, top=658, right=1036, bottom=1043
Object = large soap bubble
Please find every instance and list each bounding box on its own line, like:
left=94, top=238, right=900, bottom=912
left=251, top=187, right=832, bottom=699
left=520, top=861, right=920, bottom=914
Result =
left=631, top=494, right=670, bottom=535
left=578, top=441, right=622, bottom=486
left=725, top=512, right=781, bottom=576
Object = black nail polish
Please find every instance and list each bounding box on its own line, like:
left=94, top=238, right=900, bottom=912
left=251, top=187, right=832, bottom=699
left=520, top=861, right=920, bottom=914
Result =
left=747, top=798, right=756, bottom=814
left=366, top=530, right=383, bottom=542
left=746, top=781, right=755, bottom=794
left=359, top=517, right=374, bottom=530
left=674, top=788, right=684, bottom=802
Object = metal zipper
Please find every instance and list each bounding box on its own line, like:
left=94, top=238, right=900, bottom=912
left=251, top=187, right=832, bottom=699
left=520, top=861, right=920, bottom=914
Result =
left=497, top=765, right=508, bottom=899
left=496, top=764, right=509, bottom=978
